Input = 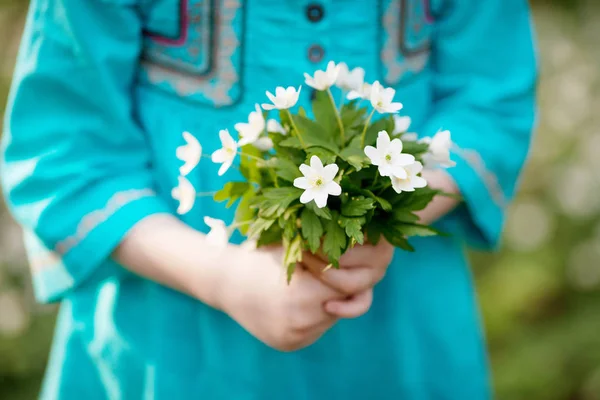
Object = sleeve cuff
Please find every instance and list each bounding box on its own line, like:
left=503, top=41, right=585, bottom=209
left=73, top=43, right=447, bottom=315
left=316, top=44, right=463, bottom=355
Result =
left=30, top=193, right=171, bottom=303
left=444, top=151, right=506, bottom=251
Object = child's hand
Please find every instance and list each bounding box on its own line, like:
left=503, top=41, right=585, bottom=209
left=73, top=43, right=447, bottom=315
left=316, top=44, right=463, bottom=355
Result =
left=220, top=246, right=373, bottom=352
left=302, top=240, right=394, bottom=313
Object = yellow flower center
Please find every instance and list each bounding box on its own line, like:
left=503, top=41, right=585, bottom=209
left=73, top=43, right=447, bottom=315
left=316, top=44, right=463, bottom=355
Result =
left=315, top=178, right=323, bottom=187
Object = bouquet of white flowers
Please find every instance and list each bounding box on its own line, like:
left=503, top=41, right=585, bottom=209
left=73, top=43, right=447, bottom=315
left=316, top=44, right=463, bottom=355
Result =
left=173, top=62, right=456, bottom=281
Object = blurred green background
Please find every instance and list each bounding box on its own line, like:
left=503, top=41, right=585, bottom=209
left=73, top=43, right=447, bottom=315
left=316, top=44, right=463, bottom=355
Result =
left=2, top=0, right=600, bottom=398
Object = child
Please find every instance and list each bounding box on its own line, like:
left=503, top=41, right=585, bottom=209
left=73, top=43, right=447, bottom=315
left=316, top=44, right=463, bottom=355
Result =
left=1, top=0, right=536, bottom=398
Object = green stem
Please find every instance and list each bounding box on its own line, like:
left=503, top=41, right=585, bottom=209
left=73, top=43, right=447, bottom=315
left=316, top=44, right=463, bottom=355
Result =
left=196, top=191, right=218, bottom=197
left=238, top=151, right=278, bottom=187
left=237, top=151, right=264, bottom=163
left=338, top=90, right=346, bottom=110
left=286, top=110, right=307, bottom=149
left=328, top=88, right=345, bottom=143
left=373, top=170, right=379, bottom=186
left=230, top=219, right=254, bottom=229
left=269, top=168, right=279, bottom=188
left=360, top=109, right=376, bottom=148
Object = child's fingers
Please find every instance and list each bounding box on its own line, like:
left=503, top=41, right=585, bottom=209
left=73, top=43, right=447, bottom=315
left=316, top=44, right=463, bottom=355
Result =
left=324, top=289, right=373, bottom=319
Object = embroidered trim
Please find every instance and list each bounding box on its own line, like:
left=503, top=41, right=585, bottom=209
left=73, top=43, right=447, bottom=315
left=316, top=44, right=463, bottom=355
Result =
left=453, top=146, right=508, bottom=210
left=141, top=0, right=244, bottom=107
left=54, top=188, right=156, bottom=256
left=29, top=251, right=62, bottom=273
left=380, top=0, right=432, bottom=85
left=143, top=0, right=188, bottom=45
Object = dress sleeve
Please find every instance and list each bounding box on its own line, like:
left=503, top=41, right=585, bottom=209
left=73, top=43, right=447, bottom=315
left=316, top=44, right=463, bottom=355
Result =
left=1, top=0, right=171, bottom=302
left=425, top=0, right=538, bottom=249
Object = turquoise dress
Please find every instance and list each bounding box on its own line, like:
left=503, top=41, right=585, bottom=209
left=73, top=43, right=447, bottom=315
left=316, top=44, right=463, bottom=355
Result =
left=1, top=0, right=537, bottom=398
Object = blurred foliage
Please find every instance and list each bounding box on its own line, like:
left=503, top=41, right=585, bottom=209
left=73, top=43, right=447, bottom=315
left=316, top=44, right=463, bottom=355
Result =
left=2, top=0, right=600, bottom=399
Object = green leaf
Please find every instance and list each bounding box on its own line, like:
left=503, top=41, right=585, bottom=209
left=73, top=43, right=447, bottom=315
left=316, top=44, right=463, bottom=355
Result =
left=270, top=157, right=301, bottom=183
left=382, top=231, right=415, bottom=252
left=392, top=209, right=420, bottom=223
left=401, top=141, right=430, bottom=157
left=214, top=182, right=252, bottom=208
left=290, top=114, right=340, bottom=153
left=394, top=187, right=439, bottom=211
left=263, top=187, right=303, bottom=202
left=339, top=146, right=368, bottom=171
left=283, top=218, right=298, bottom=241
left=341, top=101, right=367, bottom=131
left=235, top=192, right=256, bottom=235
left=363, top=117, right=391, bottom=146
left=365, top=221, right=383, bottom=245
left=357, top=188, right=393, bottom=212
left=247, top=218, right=275, bottom=240
left=257, top=224, right=283, bottom=247
left=306, top=147, right=337, bottom=165
left=395, top=223, right=440, bottom=237
left=301, top=208, right=323, bottom=253
left=254, top=187, right=302, bottom=219
left=239, top=145, right=263, bottom=184
left=284, top=235, right=303, bottom=283
left=340, top=216, right=365, bottom=245
left=306, top=201, right=332, bottom=220
left=312, top=90, right=336, bottom=134
left=341, top=196, right=375, bottom=217
left=322, top=212, right=347, bottom=267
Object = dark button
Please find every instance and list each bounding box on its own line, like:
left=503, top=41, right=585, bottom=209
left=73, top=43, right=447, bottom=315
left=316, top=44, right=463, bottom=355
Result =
left=307, top=44, right=324, bottom=63
left=306, top=4, right=324, bottom=23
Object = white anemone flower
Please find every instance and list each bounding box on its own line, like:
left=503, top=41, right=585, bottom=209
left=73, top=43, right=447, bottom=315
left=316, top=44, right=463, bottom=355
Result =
left=235, top=104, right=265, bottom=146
left=262, top=86, right=302, bottom=110
left=172, top=176, right=196, bottom=215
left=304, top=61, right=340, bottom=91
left=421, top=130, right=456, bottom=168
left=253, top=137, right=274, bottom=151
left=293, top=156, right=342, bottom=208
left=211, top=129, right=238, bottom=176
left=335, top=63, right=365, bottom=92
left=370, top=81, right=403, bottom=114
left=176, top=131, right=202, bottom=176
left=364, top=130, right=415, bottom=178
left=391, top=162, right=428, bottom=193
left=347, top=82, right=372, bottom=100
left=392, top=115, right=412, bottom=135
left=204, top=217, right=230, bottom=248
left=266, top=119, right=287, bottom=135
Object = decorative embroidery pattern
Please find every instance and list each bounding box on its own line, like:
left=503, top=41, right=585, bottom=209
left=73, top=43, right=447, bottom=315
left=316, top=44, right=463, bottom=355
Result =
left=380, top=0, right=433, bottom=85
left=453, top=146, right=508, bottom=210
left=140, top=0, right=244, bottom=107
left=54, top=188, right=156, bottom=256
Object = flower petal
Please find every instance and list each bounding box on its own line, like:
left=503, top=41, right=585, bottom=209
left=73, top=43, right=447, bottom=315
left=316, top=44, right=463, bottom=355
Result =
left=211, top=149, right=226, bottom=163
left=309, top=155, right=324, bottom=171
left=322, top=164, right=339, bottom=181
left=293, top=177, right=310, bottom=190
left=218, top=161, right=232, bottom=176
left=326, top=181, right=342, bottom=196
left=300, top=189, right=315, bottom=204
left=391, top=166, right=408, bottom=179
left=261, top=103, right=276, bottom=110
left=313, top=190, right=329, bottom=208
left=412, top=176, right=428, bottom=188
left=406, top=161, right=423, bottom=174
left=364, top=146, right=381, bottom=165
left=389, top=138, right=404, bottom=153
left=396, top=153, right=416, bottom=166
left=376, top=131, right=391, bottom=150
